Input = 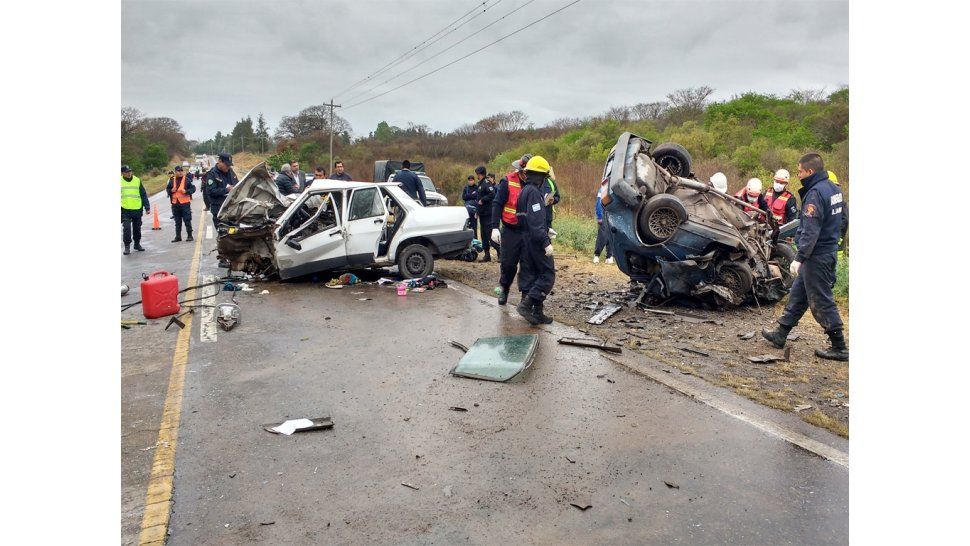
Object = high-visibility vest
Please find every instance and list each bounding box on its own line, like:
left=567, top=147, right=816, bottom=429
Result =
left=170, top=175, right=191, bottom=204
left=121, top=175, right=142, bottom=210
left=545, top=176, right=557, bottom=212
left=764, top=189, right=792, bottom=222
left=501, top=170, right=524, bottom=226
left=734, top=188, right=760, bottom=214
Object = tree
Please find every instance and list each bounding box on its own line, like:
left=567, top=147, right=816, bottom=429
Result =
left=374, top=121, right=400, bottom=142
left=274, top=104, right=353, bottom=140
left=665, top=86, right=715, bottom=125
left=230, top=116, right=256, bottom=153
left=255, top=113, right=271, bottom=152
left=631, top=101, right=668, bottom=121
left=141, top=143, right=169, bottom=170
left=121, top=107, right=144, bottom=140
left=140, top=117, right=189, bottom=156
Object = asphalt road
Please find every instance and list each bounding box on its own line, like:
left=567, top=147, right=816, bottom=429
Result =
left=122, top=192, right=848, bottom=545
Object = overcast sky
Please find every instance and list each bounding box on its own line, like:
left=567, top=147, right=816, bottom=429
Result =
left=121, top=0, right=848, bottom=141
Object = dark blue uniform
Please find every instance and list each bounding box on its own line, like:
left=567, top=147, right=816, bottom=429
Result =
left=778, top=170, right=846, bottom=333
left=461, top=183, right=479, bottom=239
left=517, top=175, right=555, bottom=302
left=165, top=173, right=196, bottom=239
left=393, top=169, right=426, bottom=205
left=476, top=177, right=497, bottom=260
left=491, top=174, right=526, bottom=296
left=203, top=166, right=238, bottom=226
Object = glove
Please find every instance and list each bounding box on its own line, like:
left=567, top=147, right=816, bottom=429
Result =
left=490, top=229, right=501, bottom=245
left=790, top=260, right=801, bottom=277
left=544, top=244, right=554, bottom=256
left=544, top=193, right=554, bottom=206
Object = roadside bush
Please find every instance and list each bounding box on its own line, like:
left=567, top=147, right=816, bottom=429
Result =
left=141, top=143, right=169, bottom=171
left=266, top=148, right=295, bottom=171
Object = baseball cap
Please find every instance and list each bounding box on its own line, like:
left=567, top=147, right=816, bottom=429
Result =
left=121, top=165, right=132, bottom=173
left=174, top=165, right=183, bottom=171
left=218, top=152, right=233, bottom=165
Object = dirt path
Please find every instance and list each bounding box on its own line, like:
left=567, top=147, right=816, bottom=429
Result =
left=436, top=255, right=849, bottom=437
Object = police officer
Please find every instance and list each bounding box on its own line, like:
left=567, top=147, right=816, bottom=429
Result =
left=165, top=165, right=196, bottom=242
left=120, top=165, right=151, bottom=255
left=763, top=168, right=799, bottom=224
left=762, top=153, right=848, bottom=361
left=393, top=160, right=426, bottom=205
left=461, top=175, right=479, bottom=240
left=515, top=156, right=556, bottom=326
left=490, top=155, right=531, bottom=305
left=474, top=166, right=497, bottom=262
left=203, top=152, right=238, bottom=226
left=540, top=169, right=561, bottom=230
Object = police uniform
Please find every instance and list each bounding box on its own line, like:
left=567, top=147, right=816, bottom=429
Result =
left=476, top=176, right=497, bottom=260
left=516, top=170, right=555, bottom=325
left=203, top=163, right=238, bottom=226
left=166, top=170, right=196, bottom=241
left=121, top=168, right=150, bottom=254
left=763, top=169, right=848, bottom=360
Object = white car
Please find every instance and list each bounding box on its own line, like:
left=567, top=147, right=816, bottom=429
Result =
left=384, top=172, right=448, bottom=206
left=217, top=163, right=473, bottom=280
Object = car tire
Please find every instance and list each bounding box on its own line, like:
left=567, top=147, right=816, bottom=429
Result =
left=716, top=261, right=754, bottom=300
left=770, top=242, right=797, bottom=288
left=651, top=142, right=693, bottom=177
left=637, top=194, right=688, bottom=244
left=397, top=244, right=434, bottom=278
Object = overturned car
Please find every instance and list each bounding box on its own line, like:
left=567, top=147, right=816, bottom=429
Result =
left=601, top=132, right=795, bottom=306
left=216, top=163, right=473, bottom=280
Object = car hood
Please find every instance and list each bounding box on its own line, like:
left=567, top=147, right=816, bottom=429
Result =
left=217, top=162, right=295, bottom=225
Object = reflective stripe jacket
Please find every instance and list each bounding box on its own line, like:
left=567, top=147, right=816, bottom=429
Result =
left=166, top=174, right=195, bottom=205
left=121, top=175, right=149, bottom=211
left=764, top=189, right=798, bottom=223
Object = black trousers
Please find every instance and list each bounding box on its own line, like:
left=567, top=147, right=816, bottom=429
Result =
left=498, top=224, right=525, bottom=291
left=594, top=221, right=612, bottom=258
left=121, top=208, right=143, bottom=246
left=172, top=203, right=193, bottom=237
left=466, top=207, right=478, bottom=240
left=210, top=198, right=225, bottom=227
left=479, top=215, right=496, bottom=258
left=778, top=252, right=843, bottom=333
left=518, top=240, right=555, bottom=302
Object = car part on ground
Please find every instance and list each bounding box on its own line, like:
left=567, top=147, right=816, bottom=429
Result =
left=450, top=334, right=539, bottom=382
left=601, top=132, right=791, bottom=307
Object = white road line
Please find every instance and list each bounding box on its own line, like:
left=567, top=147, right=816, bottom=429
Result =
left=206, top=226, right=214, bottom=240
left=199, top=274, right=217, bottom=343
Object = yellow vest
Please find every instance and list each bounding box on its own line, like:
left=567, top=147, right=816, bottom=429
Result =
left=121, top=176, right=142, bottom=209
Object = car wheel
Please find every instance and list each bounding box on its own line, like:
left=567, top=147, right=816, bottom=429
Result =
left=716, top=261, right=754, bottom=300
left=651, top=142, right=693, bottom=177
left=397, top=244, right=434, bottom=278
left=771, top=242, right=797, bottom=288
left=637, top=194, right=688, bottom=244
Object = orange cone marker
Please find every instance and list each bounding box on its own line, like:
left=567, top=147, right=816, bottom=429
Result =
left=151, top=205, right=162, bottom=230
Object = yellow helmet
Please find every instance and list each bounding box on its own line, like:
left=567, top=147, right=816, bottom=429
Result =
left=827, top=170, right=839, bottom=185
left=524, top=155, right=551, bottom=174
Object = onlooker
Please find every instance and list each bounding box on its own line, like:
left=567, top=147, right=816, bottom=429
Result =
left=461, top=175, right=479, bottom=240
left=475, top=166, right=497, bottom=262
left=275, top=163, right=299, bottom=195
left=329, top=160, right=353, bottom=181
left=288, top=160, right=306, bottom=191
left=393, top=160, right=426, bottom=205
left=593, top=181, right=612, bottom=264
left=120, top=165, right=151, bottom=255
left=313, top=166, right=327, bottom=182
left=166, top=165, right=196, bottom=242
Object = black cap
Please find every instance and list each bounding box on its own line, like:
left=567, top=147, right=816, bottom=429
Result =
left=218, top=152, right=233, bottom=165
left=475, top=166, right=486, bottom=175
left=121, top=165, right=132, bottom=173
left=174, top=165, right=183, bottom=171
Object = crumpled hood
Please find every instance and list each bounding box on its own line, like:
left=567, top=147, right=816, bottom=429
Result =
left=217, top=162, right=294, bottom=225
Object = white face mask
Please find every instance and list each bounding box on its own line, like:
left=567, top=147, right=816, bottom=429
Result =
left=747, top=194, right=758, bottom=203
left=773, top=182, right=785, bottom=193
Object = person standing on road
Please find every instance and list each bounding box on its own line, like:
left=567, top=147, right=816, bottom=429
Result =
left=593, top=181, right=613, bottom=264
left=166, top=165, right=196, bottom=242
left=763, top=168, right=799, bottom=224
left=490, top=154, right=532, bottom=306
left=475, top=166, right=497, bottom=262
left=329, top=160, right=353, bottom=181
left=275, top=163, right=299, bottom=195
left=289, top=160, right=306, bottom=192
left=121, top=165, right=151, bottom=255
left=515, top=156, right=556, bottom=325
left=461, top=175, right=479, bottom=240
left=762, top=153, right=848, bottom=361
left=203, top=152, right=237, bottom=227
left=393, top=160, right=427, bottom=206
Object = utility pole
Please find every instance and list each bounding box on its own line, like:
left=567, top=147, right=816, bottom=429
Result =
left=325, top=98, right=342, bottom=172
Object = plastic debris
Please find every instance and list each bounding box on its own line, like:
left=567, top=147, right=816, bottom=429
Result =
left=263, top=416, right=334, bottom=435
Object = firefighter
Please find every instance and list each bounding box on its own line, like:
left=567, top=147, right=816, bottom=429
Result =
left=490, top=154, right=531, bottom=305
left=762, top=153, right=848, bottom=361
left=763, top=168, right=799, bottom=224
left=515, top=156, right=556, bottom=326
left=165, top=165, right=196, bottom=242
left=710, top=172, right=728, bottom=193
left=120, top=165, right=151, bottom=255
left=734, top=178, right=767, bottom=216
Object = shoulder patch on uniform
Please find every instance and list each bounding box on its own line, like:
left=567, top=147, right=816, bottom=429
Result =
left=207, top=180, right=213, bottom=185
left=805, top=203, right=818, bottom=217
left=532, top=203, right=541, bottom=212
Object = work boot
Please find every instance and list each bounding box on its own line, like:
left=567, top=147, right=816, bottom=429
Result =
left=186, top=234, right=194, bottom=241
left=816, top=329, right=849, bottom=361
left=123, top=245, right=130, bottom=255
left=516, top=296, right=541, bottom=325
left=482, top=254, right=491, bottom=263
left=534, top=301, right=554, bottom=324
left=171, top=235, right=182, bottom=243
left=134, top=243, right=145, bottom=251
left=497, top=287, right=509, bottom=306
left=761, top=323, right=792, bottom=349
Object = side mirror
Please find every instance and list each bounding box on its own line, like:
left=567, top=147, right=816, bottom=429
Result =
left=286, top=239, right=302, bottom=251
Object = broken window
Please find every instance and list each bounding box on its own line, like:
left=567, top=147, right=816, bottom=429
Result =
left=284, top=191, right=342, bottom=242
left=348, top=187, right=384, bottom=221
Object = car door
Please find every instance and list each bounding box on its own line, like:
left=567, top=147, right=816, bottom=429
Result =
left=344, top=187, right=388, bottom=266
left=274, top=190, right=349, bottom=280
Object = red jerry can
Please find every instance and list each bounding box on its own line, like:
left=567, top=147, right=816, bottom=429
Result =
left=141, top=271, right=181, bottom=319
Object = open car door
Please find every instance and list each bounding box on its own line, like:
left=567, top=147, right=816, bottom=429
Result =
left=343, top=186, right=388, bottom=266
left=274, top=189, right=349, bottom=280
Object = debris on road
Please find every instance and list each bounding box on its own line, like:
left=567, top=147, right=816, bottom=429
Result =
left=587, top=304, right=622, bottom=325
left=263, top=416, right=334, bottom=435
left=358, top=298, right=372, bottom=301
left=794, top=404, right=813, bottom=413
left=259, top=521, right=275, bottom=526
left=448, top=406, right=468, bottom=412
left=450, top=334, right=539, bottom=382
left=558, top=336, right=622, bottom=354
left=259, top=289, right=270, bottom=295
left=565, top=456, right=576, bottom=463
left=677, top=346, right=710, bottom=357
left=449, top=340, right=469, bottom=353
left=121, top=319, right=147, bottom=329
left=663, top=480, right=680, bottom=489
left=748, top=354, right=784, bottom=363
left=121, top=284, right=130, bottom=297
left=570, top=502, right=592, bottom=511
left=217, top=303, right=241, bottom=331
left=787, top=332, right=801, bottom=341
left=401, top=482, right=420, bottom=491
left=738, top=331, right=755, bottom=340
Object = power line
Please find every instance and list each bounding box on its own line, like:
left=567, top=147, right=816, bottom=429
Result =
left=343, top=0, right=538, bottom=105
left=342, top=0, right=583, bottom=112
left=334, top=0, right=499, bottom=99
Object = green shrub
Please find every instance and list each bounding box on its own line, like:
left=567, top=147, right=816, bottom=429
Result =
left=141, top=143, right=169, bottom=170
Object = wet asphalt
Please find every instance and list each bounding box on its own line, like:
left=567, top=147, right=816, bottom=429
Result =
left=122, top=194, right=848, bottom=545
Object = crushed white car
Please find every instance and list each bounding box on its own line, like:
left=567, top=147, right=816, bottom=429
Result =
left=216, top=163, right=473, bottom=279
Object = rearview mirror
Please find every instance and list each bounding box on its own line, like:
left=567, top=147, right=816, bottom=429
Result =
left=286, top=239, right=302, bottom=251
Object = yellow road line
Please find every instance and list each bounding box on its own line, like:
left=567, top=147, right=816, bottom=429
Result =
left=138, top=212, right=206, bottom=545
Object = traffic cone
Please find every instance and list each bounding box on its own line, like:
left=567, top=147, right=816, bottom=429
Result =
left=151, top=205, right=162, bottom=230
